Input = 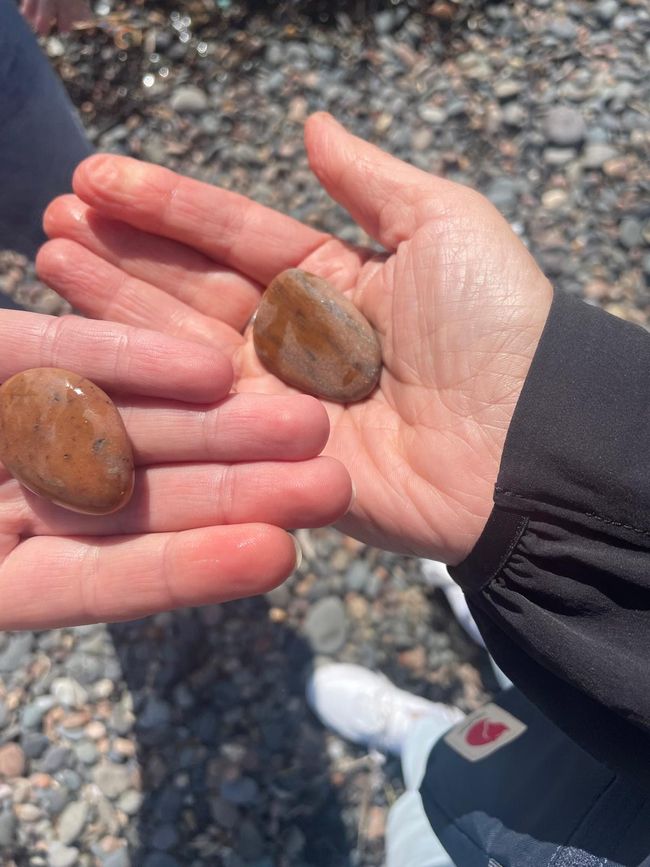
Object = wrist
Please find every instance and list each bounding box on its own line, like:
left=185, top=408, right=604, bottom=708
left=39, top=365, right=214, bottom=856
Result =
left=447, top=279, right=554, bottom=566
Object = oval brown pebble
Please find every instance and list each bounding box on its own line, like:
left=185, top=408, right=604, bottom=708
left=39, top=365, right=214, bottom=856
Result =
left=0, top=368, right=134, bottom=515
left=253, top=269, right=382, bottom=403
left=0, top=743, right=25, bottom=778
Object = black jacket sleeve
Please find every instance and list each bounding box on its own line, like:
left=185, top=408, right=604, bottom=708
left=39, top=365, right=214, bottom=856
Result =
left=449, top=290, right=650, bottom=783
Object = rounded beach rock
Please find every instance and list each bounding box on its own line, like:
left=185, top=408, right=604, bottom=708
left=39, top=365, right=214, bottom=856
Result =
left=0, top=368, right=134, bottom=515
left=253, top=269, right=382, bottom=403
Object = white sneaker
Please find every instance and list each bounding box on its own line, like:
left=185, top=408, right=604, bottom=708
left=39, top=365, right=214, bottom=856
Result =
left=306, top=663, right=464, bottom=756
left=420, top=559, right=513, bottom=691
left=420, top=559, right=486, bottom=647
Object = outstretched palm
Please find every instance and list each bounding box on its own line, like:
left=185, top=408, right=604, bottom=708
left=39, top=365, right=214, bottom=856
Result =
left=0, top=310, right=352, bottom=630
left=41, top=113, right=552, bottom=564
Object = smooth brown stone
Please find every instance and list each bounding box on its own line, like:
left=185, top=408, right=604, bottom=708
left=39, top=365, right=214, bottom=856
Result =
left=0, top=368, right=134, bottom=515
left=0, top=743, right=25, bottom=778
left=253, top=269, right=382, bottom=403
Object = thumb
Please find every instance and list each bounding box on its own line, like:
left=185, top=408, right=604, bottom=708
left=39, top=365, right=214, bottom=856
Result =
left=304, top=112, right=477, bottom=251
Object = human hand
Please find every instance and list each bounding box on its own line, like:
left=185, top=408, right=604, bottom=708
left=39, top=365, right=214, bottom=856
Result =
left=0, top=311, right=351, bottom=630
left=20, top=0, right=92, bottom=35
left=40, top=113, right=553, bottom=565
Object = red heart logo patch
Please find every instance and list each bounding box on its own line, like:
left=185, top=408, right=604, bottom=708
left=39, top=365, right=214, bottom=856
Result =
left=465, top=719, right=509, bottom=746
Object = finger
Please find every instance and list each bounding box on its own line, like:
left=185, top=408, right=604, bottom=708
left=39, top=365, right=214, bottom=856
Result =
left=36, top=239, right=240, bottom=351
left=9, top=456, right=353, bottom=537
left=0, top=524, right=300, bottom=629
left=56, top=0, right=92, bottom=31
left=0, top=309, right=232, bottom=402
left=20, top=0, right=38, bottom=26
left=305, top=112, right=477, bottom=250
left=44, top=196, right=262, bottom=330
left=72, top=154, right=330, bottom=285
left=33, top=0, right=54, bottom=33
left=118, top=393, right=331, bottom=465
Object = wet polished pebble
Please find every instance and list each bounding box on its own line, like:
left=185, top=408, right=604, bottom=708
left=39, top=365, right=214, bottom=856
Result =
left=0, top=368, right=134, bottom=515
left=253, top=269, right=382, bottom=403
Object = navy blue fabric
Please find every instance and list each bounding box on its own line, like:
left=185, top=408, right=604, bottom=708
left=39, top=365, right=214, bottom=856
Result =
left=420, top=689, right=650, bottom=866
left=0, top=0, right=91, bottom=259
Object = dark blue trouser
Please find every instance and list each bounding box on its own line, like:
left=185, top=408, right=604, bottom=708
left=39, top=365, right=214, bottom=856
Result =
left=0, top=0, right=91, bottom=308
left=421, top=689, right=650, bottom=867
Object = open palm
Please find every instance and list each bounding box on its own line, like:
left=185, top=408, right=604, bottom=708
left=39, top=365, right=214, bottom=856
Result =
left=0, top=312, right=352, bottom=630
left=40, top=113, right=552, bottom=565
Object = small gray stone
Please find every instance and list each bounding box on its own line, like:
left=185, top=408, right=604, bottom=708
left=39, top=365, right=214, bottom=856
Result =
left=446, top=99, right=466, bottom=118
left=46, top=36, right=66, bottom=57
left=22, top=695, right=57, bottom=729
left=303, top=597, right=347, bottom=654
left=548, top=17, right=578, bottom=39
left=39, top=787, right=70, bottom=818
left=75, top=741, right=98, bottom=765
left=66, top=654, right=105, bottom=686
left=109, top=703, right=134, bottom=736
left=265, top=43, right=283, bottom=66
left=544, top=106, right=587, bottom=146
left=374, top=9, right=396, bottom=34
left=346, top=562, right=370, bottom=593
left=311, top=43, right=336, bottom=65
left=48, top=842, right=79, bottom=867
left=151, top=824, right=180, bottom=851
left=595, top=0, right=619, bottom=21
left=137, top=697, right=172, bottom=730
left=619, top=218, right=643, bottom=249
left=264, top=583, right=290, bottom=608
left=41, top=746, right=74, bottom=773
left=642, top=253, right=650, bottom=276
left=117, top=789, right=143, bottom=816
left=57, top=801, right=89, bottom=845
left=220, top=776, right=260, bottom=806
left=582, top=144, right=619, bottom=169
left=237, top=818, right=265, bottom=861
left=103, top=848, right=131, bottom=867
left=0, top=633, right=34, bottom=672
left=610, top=81, right=635, bottom=106
left=0, top=808, right=17, bottom=847
left=170, top=86, right=208, bottom=114
left=51, top=678, right=88, bottom=709
left=417, top=105, right=447, bottom=124
left=22, top=732, right=49, bottom=759
left=364, top=572, right=383, bottom=600
left=0, top=698, right=9, bottom=728
left=210, top=797, right=239, bottom=829
left=95, top=795, right=119, bottom=836
left=502, top=103, right=528, bottom=128
left=485, top=176, right=519, bottom=212
left=93, top=762, right=132, bottom=799
left=543, top=147, right=577, bottom=166
left=57, top=769, right=82, bottom=792
left=586, top=127, right=609, bottom=145
left=457, top=52, right=492, bottom=80
left=494, top=80, right=523, bottom=100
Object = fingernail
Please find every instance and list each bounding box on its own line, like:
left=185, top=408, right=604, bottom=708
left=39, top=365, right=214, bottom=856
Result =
left=84, top=154, right=119, bottom=187
left=292, top=534, right=303, bottom=572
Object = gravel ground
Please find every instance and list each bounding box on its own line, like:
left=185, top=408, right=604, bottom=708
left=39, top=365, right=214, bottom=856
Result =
left=0, top=0, right=649, bottom=865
